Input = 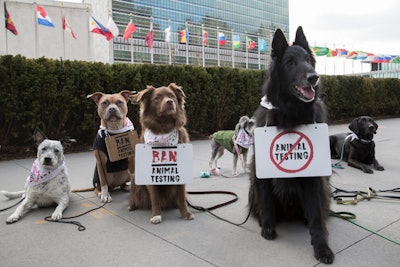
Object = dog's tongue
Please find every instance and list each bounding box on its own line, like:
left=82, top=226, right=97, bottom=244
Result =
left=300, top=86, right=316, bottom=100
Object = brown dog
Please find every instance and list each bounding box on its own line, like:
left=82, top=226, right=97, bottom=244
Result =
left=87, top=91, right=136, bottom=202
left=128, top=83, right=194, bottom=224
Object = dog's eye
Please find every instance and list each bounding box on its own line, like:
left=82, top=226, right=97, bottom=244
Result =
left=116, top=100, right=123, bottom=106
left=41, top=147, right=47, bottom=152
left=286, top=58, right=295, bottom=66
left=101, top=100, right=109, bottom=107
left=54, top=149, right=60, bottom=154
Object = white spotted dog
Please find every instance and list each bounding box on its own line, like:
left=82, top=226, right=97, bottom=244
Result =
left=209, top=116, right=256, bottom=175
left=1, top=128, right=71, bottom=224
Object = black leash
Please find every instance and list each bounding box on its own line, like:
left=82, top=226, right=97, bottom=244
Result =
left=44, top=202, right=107, bottom=231
left=0, top=197, right=25, bottom=212
left=187, top=190, right=252, bottom=226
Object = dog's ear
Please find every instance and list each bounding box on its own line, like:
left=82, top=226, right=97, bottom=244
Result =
left=60, top=137, right=77, bottom=149
left=33, top=127, right=47, bottom=147
left=238, top=115, right=250, bottom=125
left=271, top=28, right=288, bottom=60
left=168, top=83, right=186, bottom=105
left=119, top=90, right=134, bottom=102
left=293, top=26, right=316, bottom=67
left=135, top=86, right=154, bottom=103
left=348, top=117, right=360, bottom=135
left=87, top=92, right=104, bottom=104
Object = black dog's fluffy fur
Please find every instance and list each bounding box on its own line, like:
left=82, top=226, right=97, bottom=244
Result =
left=249, top=27, right=334, bottom=264
left=330, top=116, right=384, bottom=173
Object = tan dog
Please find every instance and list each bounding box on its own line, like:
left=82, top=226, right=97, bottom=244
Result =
left=87, top=91, right=135, bottom=202
left=128, top=83, right=194, bottom=224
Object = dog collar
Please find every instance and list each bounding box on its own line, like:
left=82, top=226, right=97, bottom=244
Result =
left=26, top=159, right=66, bottom=187
left=348, top=132, right=372, bottom=144
left=144, top=129, right=179, bottom=146
left=260, top=96, right=277, bottom=110
left=98, top=117, right=135, bottom=137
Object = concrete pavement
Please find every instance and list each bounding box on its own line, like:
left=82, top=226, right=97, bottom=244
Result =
left=1, top=118, right=400, bottom=266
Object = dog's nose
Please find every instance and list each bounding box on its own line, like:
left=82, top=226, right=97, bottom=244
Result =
left=108, top=107, right=116, bottom=112
left=44, top=157, right=52, bottom=165
left=307, top=73, right=319, bottom=86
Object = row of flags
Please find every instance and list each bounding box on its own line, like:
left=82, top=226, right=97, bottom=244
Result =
left=4, top=3, right=268, bottom=52
left=313, top=46, right=400, bottom=64
left=4, top=3, right=119, bottom=41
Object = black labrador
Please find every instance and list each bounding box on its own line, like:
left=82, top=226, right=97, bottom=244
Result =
left=330, top=116, right=384, bottom=173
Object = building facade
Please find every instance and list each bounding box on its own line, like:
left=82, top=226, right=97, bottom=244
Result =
left=1, top=0, right=289, bottom=70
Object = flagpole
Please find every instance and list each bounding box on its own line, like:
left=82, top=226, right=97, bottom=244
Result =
left=217, top=26, right=220, bottom=67
left=258, top=33, right=261, bottom=70
left=185, top=21, right=188, bottom=65
left=245, top=32, right=248, bottom=69
left=150, top=17, right=153, bottom=64
left=130, top=13, right=134, bottom=64
left=202, top=24, right=205, bottom=67
left=168, top=19, right=172, bottom=65
left=231, top=29, right=234, bottom=68
left=86, top=5, right=92, bottom=61
left=34, top=3, right=38, bottom=58
left=61, top=2, right=66, bottom=59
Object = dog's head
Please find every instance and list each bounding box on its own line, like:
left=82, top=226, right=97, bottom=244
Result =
left=267, top=26, right=318, bottom=105
left=134, top=83, right=187, bottom=132
left=349, top=116, right=378, bottom=141
left=238, top=116, right=257, bottom=136
left=87, top=91, right=132, bottom=128
left=34, top=128, right=65, bottom=169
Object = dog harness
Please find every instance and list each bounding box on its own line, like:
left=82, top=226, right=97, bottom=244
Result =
left=144, top=129, right=179, bottom=146
left=93, top=118, right=135, bottom=173
left=26, top=159, right=66, bottom=187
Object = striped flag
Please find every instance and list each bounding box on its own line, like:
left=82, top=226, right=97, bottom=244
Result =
left=37, top=5, right=54, bottom=27
left=62, top=16, right=77, bottom=39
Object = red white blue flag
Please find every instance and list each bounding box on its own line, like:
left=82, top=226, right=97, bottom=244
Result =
left=37, top=5, right=54, bottom=27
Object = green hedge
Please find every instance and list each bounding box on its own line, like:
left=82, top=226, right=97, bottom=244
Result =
left=0, top=55, right=399, bottom=155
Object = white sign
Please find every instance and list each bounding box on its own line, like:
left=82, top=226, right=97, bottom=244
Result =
left=254, top=123, right=332, bottom=178
left=135, top=144, right=193, bottom=185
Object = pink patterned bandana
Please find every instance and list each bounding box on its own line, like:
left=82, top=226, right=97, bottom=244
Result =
left=26, top=159, right=66, bottom=187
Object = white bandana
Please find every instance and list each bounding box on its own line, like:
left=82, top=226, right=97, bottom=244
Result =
left=26, top=159, right=66, bottom=187
left=144, top=129, right=179, bottom=146
left=98, top=117, right=135, bottom=136
left=260, top=95, right=277, bottom=110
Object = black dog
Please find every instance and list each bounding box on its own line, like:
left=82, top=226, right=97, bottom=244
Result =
left=330, top=116, right=384, bottom=173
left=249, top=27, right=334, bottom=264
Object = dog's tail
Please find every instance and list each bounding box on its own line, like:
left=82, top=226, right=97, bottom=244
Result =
left=71, top=187, right=95, bottom=193
left=0, top=190, right=25, bottom=199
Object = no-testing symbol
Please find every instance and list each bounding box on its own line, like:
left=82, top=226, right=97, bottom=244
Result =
left=270, top=130, right=313, bottom=173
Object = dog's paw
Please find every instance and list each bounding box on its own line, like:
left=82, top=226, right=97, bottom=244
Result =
left=362, top=167, right=374, bottom=174
left=6, top=215, right=21, bottom=224
left=314, top=245, right=335, bottom=264
left=150, top=215, right=162, bottom=224
left=99, top=192, right=112, bottom=203
left=375, top=165, right=385, bottom=171
left=261, top=227, right=277, bottom=240
left=182, top=212, right=194, bottom=220
left=121, top=184, right=130, bottom=192
left=51, top=211, right=63, bottom=221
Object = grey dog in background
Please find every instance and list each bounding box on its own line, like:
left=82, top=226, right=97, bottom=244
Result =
left=330, top=116, right=384, bottom=173
left=209, top=115, right=256, bottom=175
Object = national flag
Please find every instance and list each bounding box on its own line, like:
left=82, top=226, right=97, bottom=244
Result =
left=179, top=28, right=189, bottom=44
left=4, top=3, right=18, bottom=35
left=62, top=16, right=77, bottom=39
left=372, top=55, right=396, bottom=63
left=390, top=56, right=400, bottom=64
left=327, top=49, right=337, bottom=57
left=232, top=35, right=240, bottom=49
left=145, top=29, right=153, bottom=48
left=259, top=37, right=267, bottom=52
left=106, top=17, right=119, bottom=39
left=246, top=36, right=256, bottom=50
left=37, top=5, right=55, bottom=27
left=89, top=16, right=113, bottom=40
left=164, top=26, right=171, bottom=42
left=347, top=51, right=373, bottom=60
left=312, top=46, right=329, bottom=56
left=335, top=48, right=348, bottom=57
left=203, top=30, right=208, bottom=45
left=123, top=20, right=136, bottom=40
left=218, top=32, right=226, bottom=46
